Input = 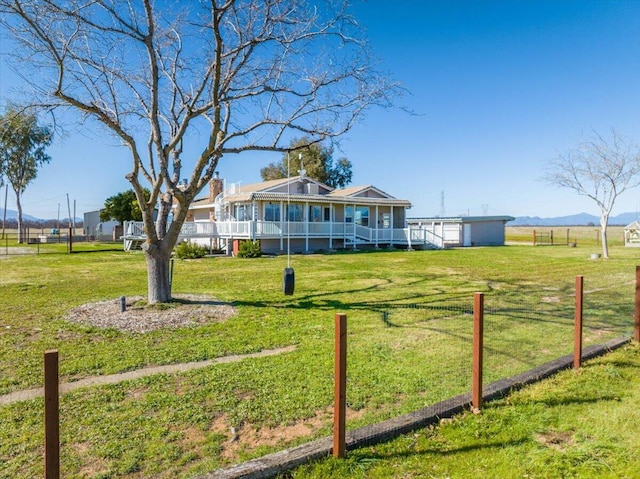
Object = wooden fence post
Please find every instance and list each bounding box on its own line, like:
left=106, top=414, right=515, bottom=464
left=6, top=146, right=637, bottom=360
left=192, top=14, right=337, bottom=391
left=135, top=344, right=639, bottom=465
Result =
left=574, top=276, right=584, bottom=369
left=532, top=230, right=536, bottom=246
left=44, top=350, right=60, bottom=479
left=333, top=313, right=347, bottom=458
left=635, top=266, right=640, bottom=343
left=472, top=293, right=484, bottom=411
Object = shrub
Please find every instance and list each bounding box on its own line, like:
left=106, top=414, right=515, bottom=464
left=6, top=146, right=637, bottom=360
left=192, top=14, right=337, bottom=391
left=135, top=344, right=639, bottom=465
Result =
left=174, top=241, right=208, bottom=259
left=237, top=240, right=262, bottom=258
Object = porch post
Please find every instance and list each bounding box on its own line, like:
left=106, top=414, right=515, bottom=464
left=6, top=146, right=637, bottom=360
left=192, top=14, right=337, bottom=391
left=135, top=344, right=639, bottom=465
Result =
left=352, top=204, right=357, bottom=250
left=280, top=200, right=284, bottom=252
left=329, top=202, right=333, bottom=250
left=375, top=205, right=379, bottom=248
left=390, top=207, right=394, bottom=248
left=305, top=201, right=309, bottom=252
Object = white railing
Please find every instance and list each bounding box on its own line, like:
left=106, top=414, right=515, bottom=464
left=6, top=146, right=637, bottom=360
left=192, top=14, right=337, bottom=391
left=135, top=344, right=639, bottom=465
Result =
left=122, top=220, right=443, bottom=248
left=255, top=221, right=282, bottom=236
left=308, top=222, right=331, bottom=235
left=355, top=225, right=372, bottom=241
left=124, top=221, right=145, bottom=237
left=376, top=228, right=392, bottom=242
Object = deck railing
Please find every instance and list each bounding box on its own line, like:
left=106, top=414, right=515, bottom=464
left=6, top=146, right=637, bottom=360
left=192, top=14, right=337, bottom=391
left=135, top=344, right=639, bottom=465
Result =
left=123, top=220, right=443, bottom=248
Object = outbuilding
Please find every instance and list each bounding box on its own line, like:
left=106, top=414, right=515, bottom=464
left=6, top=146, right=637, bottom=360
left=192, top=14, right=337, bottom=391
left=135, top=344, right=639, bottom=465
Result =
left=624, top=220, right=640, bottom=247
left=406, top=216, right=514, bottom=247
left=83, top=210, right=120, bottom=241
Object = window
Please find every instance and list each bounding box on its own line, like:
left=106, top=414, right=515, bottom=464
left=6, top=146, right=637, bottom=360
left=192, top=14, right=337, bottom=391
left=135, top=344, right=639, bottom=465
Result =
left=324, top=207, right=331, bottom=222
left=265, top=203, right=280, bottom=222
left=309, top=205, right=323, bottom=222
left=286, top=204, right=303, bottom=222
left=355, top=207, right=369, bottom=227
left=235, top=204, right=253, bottom=221
left=345, top=206, right=353, bottom=223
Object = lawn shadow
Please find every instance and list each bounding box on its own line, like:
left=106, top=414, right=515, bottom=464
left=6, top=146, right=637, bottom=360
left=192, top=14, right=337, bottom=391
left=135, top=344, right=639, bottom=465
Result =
left=354, top=436, right=530, bottom=463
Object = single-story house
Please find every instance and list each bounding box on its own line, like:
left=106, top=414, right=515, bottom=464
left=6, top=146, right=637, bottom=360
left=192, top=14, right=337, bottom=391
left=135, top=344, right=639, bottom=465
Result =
left=123, top=174, right=438, bottom=253
left=406, top=216, right=515, bottom=247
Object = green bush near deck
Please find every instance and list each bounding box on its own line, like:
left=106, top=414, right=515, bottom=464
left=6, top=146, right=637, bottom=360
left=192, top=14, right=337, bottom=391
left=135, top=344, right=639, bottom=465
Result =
left=174, top=241, right=208, bottom=259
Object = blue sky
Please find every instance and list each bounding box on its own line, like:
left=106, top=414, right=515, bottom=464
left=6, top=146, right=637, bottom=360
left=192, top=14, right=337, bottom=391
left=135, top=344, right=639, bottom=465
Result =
left=1, top=0, right=639, bottom=220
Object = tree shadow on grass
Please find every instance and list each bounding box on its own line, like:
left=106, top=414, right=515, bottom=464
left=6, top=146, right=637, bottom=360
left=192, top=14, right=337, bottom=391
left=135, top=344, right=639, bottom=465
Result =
left=232, top=275, right=475, bottom=316
left=524, top=393, right=621, bottom=408
left=353, top=436, right=530, bottom=462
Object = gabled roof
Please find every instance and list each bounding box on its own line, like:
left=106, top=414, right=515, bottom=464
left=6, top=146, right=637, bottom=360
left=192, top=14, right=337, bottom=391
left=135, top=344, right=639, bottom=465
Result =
left=230, top=175, right=331, bottom=194
left=624, top=220, right=640, bottom=230
left=235, top=176, right=292, bottom=193
left=189, top=175, right=412, bottom=208
left=328, top=185, right=396, bottom=199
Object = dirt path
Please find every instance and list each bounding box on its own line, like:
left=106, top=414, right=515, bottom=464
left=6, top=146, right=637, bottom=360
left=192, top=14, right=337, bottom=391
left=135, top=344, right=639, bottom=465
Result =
left=0, top=345, right=296, bottom=406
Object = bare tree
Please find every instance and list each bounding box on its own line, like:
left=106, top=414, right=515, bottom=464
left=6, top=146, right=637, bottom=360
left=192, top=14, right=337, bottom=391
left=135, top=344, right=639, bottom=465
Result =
left=0, top=0, right=398, bottom=303
left=543, top=130, right=640, bottom=258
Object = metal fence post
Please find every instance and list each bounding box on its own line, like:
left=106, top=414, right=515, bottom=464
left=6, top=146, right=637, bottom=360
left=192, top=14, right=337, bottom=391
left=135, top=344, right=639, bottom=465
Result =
left=472, top=292, right=484, bottom=411
left=574, top=276, right=584, bottom=369
left=333, top=313, right=347, bottom=458
left=44, top=350, right=60, bottom=479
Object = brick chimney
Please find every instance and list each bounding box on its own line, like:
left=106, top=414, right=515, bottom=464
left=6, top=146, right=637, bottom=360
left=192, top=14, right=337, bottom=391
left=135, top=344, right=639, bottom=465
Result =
left=209, top=172, right=223, bottom=221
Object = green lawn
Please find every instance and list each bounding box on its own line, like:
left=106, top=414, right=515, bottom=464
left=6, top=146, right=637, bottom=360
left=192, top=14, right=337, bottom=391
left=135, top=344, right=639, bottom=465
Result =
left=0, top=241, right=638, bottom=478
left=288, top=343, right=640, bottom=479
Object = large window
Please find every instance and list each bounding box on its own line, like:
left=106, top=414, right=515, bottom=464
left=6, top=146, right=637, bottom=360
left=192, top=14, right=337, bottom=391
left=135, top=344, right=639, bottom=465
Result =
left=345, top=206, right=353, bottom=223
left=355, top=206, right=369, bottom=227
left=235, top=204, right=253, bottom=221
left=265, top=203, right=280, bottom=222
left=286, top=204, right=304, bottom=222
left=309, top=205, right=323, bottom=222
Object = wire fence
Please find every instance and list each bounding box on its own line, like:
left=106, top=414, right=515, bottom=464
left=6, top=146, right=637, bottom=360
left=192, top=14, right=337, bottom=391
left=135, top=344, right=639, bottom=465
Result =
left=0, top=232, right=120, bottom=255
left=367, top=271, right=634, bottom=416
left=18, top=268, right=640, bottom=478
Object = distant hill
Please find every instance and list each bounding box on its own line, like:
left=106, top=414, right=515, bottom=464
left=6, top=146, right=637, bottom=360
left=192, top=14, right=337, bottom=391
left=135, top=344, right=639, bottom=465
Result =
left=0, top=208, right=41, bottom=222
left=510, top=212, right=640, bottom=226
left=0, top=208, right=81, bottom=223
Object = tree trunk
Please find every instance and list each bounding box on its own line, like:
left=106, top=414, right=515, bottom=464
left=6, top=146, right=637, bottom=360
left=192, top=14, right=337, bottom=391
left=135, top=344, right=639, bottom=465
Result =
left=600, top=215, right=609, bottom=259
left=143, top=240, right=172, bottom=303
left=15, top=191, right=23, bottom=244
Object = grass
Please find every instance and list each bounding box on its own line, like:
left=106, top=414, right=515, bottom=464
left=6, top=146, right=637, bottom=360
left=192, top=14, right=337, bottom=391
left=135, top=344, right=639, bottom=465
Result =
left=288, top=343, right=640, bottom=479
left=0, top=229, right=638, bottom=478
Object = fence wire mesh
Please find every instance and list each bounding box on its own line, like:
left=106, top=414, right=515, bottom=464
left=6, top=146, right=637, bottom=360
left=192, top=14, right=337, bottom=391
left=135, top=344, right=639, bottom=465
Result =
left=0, top=232, right=120, bottom=255
left=350, top=299, right=474, bottom=418
left=352, top=271, right=635, bottom=422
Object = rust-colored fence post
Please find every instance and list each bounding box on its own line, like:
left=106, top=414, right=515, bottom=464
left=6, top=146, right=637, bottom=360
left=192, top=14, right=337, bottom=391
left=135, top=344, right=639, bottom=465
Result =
left=472, top=293, right=484, bottom=411
left=574, top=276, right=584, bottom=369
left=44, top=350, right=60, bottom=479
left=333, top=313, right=347, bottom=458
left=532, top=229, right=536, bottom=246
left=635, top=266, right=640, bottom=343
